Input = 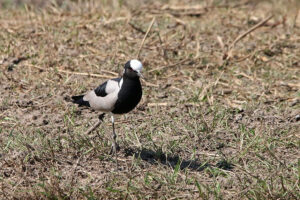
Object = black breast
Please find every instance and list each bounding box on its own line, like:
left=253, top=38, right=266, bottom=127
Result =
left=112, top=77, right=142, bottom=114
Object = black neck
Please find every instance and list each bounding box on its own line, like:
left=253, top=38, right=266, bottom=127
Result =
left=123, top=74, right=140, bottom=81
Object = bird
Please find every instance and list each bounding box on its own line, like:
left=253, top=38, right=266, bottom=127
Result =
left=71, top=59, right=143, bottom=159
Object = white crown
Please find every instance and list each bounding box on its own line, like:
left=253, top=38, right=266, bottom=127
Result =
left=130, top=60, right=143, bottom=71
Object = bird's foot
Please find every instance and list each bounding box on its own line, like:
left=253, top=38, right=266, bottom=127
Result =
left=98, top=113, right=105, bottom=121
left=109, top=142, right=120, bottom=169
left=109, top=143, right=120, bottom=155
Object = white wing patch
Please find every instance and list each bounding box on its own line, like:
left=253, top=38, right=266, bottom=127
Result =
left=105, top=79, right=119, bottom=94
left=119, top=78, right=123, bottom=88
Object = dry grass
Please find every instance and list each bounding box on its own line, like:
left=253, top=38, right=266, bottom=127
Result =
left=0, top=0, right=299, bottom=199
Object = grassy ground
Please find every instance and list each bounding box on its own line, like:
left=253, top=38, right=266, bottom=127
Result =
left=0, top=0, right=299, bottom=199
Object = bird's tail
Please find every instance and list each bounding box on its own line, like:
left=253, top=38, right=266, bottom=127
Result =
left=71, top=95, right=90, bottom=107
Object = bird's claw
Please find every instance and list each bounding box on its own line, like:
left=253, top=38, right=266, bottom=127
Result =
left=109, top=143, right=120, bottom=155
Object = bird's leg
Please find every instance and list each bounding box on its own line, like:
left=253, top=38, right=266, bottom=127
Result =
left=110, top=115, right=117, bottom=154
left=84, top=113, right=105, bottom=135
left=109, top=115, right=119, bottom=165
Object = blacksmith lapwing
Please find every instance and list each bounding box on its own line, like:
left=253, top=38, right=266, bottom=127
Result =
left=72, top=59, right=143, bottom=158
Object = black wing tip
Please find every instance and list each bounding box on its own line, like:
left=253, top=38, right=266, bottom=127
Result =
left=71, top=95, right=90, bottom=107
left=72, top=95, right=84, bottom=101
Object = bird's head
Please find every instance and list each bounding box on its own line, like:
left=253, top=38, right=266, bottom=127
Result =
left=123, top=59, right=143, bottom=79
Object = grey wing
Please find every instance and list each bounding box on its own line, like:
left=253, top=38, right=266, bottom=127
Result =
left=83, top=78, right=122, bottom=112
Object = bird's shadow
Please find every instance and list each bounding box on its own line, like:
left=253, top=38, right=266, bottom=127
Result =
left=123, top=148, right=234, bottom=172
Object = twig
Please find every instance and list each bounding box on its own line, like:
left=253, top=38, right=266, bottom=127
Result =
left=141, top=79, right=159, bottom=87
left=26, top=63, right=118, bottom=77
left=70, top=154, right=83, bottom=186
left=59, top=68, right=158, bottom=87
left=148, top=58, right=189, bottom=73
left=165, top=13, right=186, bottom=26
left=168, top=10, right=204, bottom=17
left=147, top=102, right=169, bottom=107
left=25, top=61, right=158, bottom=87
left=24, top=64, right=115, bottom=79
left=162, top=4, right=205, bottom=11
left=229, top=15, right=273, bottom=50
left=156, top=5, right=206, bottom=17
left=194, top=38, right=201, bottom=59
left=155, top=30, right=168, bottom=62
left=224, top=15, right=273, bottom=60
left=101, top=17, right=128, bottom=26
left=84, top=113, right=105, bottom=135
left=278, top=82, right=300, bottom=89
left=84, top=120, right=103, bottom=135
left=292, top=8, right=299, bottom=29
left=216, top=35, right=225, bottom=50
left=128, top=22, right=146, bottom=34
left=24, top=63, right=45, bottom=71
left=147, top=102, right=199, bottom=107
left=57, top=69, right=114, bottom=79
left=99, top=69, right=118, bottom=76
left=136, top=17, right=156, bottom=60
left=214, top=71, right=224, bottom=86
